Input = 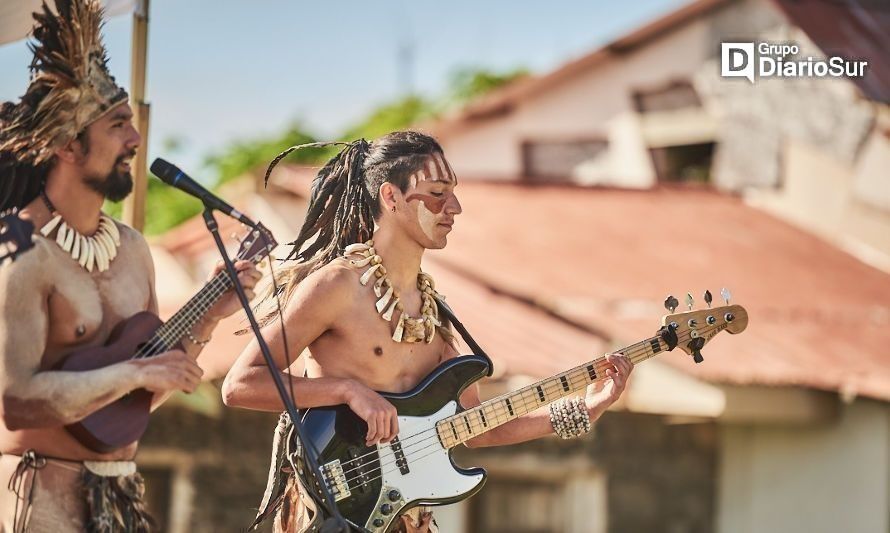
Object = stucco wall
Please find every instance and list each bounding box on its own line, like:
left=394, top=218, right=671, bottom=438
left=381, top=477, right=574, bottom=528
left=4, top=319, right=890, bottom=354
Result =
left=717, top=398, right=890, bottom=533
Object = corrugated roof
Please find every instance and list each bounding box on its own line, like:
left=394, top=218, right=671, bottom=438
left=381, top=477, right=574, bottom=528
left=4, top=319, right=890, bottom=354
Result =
left=428, top=182, right=890, bottom=401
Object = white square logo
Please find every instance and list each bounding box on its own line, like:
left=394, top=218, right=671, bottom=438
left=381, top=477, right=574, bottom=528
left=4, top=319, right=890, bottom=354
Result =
left=721, top=42, right=755, bottom=83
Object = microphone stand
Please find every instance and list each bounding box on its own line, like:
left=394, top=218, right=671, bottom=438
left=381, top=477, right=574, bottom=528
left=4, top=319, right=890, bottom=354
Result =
left=201, top=207, right=366, bottom=533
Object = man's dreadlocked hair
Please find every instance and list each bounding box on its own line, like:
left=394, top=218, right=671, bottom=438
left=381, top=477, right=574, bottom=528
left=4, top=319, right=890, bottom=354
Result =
left=258, top=130, right=450, bottom=330
left=0, top=97, right=53, bottom=212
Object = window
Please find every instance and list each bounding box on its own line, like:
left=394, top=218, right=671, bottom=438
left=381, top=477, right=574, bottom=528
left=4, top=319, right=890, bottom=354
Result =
left=632, top=80, right=702, bottom=113
left=469, top=478, right=565, bottom=533
left=522, top=139, right=608, bottom=183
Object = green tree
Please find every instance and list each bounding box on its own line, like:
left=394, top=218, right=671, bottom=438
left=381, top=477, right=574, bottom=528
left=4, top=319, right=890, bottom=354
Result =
left=445, top=66, right=529, bottom=107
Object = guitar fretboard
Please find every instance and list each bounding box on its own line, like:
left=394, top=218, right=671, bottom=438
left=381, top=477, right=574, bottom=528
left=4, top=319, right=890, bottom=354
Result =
left=436, top=333, right=670, bottom=448
left=133, top=271, right=233, bottom=358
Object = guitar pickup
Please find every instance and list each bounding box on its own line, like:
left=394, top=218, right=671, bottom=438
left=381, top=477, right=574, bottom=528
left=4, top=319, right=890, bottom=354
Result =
left=321, top=459, right=351, bottom=501
left=390, top=437, right=409, bottom=475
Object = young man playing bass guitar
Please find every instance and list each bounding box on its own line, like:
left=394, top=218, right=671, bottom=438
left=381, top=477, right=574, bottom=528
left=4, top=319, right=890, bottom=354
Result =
left=223, top=132, right=633, bottom=532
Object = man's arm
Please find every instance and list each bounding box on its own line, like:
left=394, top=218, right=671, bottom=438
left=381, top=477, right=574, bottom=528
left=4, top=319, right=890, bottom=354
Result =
left=222, top=261, right=402, bottom=445
left=0, top=242, right=200, bottom=429
left=459, top=352, right=633, bottom=448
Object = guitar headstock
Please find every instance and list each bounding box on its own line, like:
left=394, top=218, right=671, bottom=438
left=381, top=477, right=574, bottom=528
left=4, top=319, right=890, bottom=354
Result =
left=234, top=222, right=278, bottom=264
left=659, top=289, right=748, bottom=363
left=0, top=209, right=35, bottom=264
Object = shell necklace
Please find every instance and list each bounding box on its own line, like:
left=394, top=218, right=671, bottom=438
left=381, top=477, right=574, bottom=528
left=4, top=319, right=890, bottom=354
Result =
left=38, top=191, right=121, bottom=273
left=344, top=240, right=441, bottom=343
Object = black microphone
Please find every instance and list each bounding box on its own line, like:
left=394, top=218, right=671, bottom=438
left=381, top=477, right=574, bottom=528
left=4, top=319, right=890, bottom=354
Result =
left=150, top=158, right=256, bottom=227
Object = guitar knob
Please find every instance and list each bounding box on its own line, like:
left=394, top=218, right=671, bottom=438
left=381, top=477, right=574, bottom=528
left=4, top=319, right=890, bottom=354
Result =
left=388, top=489, right=401, bottom=501
left=373, top=518, right=385, bottom=528
left=380, top=503, right=393, bottom=515
left=706, top=315, right=716, bottom=325
left=725, top=313, right=735, bottom=322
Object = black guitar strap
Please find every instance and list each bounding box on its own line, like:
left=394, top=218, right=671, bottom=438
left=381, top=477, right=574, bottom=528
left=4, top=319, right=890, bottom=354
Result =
left=435, top=297, right=493, bottom=376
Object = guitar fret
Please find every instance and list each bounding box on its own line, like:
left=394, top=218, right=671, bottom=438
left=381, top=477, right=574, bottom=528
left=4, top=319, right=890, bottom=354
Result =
left=479, top=409, right=487, bottom=428
left=536, top=385, right=546, bottom=403
left=505, top=398, right=514, bottom=417
left=463, top=416, right=472, bottom=435
left=559, top=376, right=570, bottom=392
left=586, top=364, right=597, bottom=380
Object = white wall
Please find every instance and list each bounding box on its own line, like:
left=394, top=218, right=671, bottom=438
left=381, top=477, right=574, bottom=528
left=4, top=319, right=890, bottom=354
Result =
left=718, top=398, right=890, bottom=533
left=439, top=13, right=720, bottom=186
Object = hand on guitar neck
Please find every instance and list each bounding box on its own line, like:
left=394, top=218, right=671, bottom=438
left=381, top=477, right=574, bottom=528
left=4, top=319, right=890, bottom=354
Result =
left=585, top=352, right=634, bottom=419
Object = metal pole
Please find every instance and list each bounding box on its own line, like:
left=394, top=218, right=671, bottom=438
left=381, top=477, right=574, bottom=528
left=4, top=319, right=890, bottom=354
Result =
left=123, top=0, right=150, bottom=232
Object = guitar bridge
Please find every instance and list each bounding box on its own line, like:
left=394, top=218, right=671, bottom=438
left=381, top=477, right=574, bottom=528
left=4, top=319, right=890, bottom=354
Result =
left=320, top=459, right=351, bottom=501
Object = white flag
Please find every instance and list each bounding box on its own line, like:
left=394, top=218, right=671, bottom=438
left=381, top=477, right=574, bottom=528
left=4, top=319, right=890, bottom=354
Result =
left=0, top=0, right=137, bottom=46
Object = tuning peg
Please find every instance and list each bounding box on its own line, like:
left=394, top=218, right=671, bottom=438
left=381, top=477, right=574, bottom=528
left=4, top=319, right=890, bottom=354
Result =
left=664, top=295, right=679, bottom=313
left=685, top=292, right=694, bottom=310
left=687, top=337, right=705, bottom=364
left=704, top=290, right=713, bottom=308
left=721, top=287, right=732, bottom=305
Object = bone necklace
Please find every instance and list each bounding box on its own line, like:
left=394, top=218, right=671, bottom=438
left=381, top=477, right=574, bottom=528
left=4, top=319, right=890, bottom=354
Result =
left=344, top=240, right=441, bottom=343
left=38, top=191, right=120, bottom=273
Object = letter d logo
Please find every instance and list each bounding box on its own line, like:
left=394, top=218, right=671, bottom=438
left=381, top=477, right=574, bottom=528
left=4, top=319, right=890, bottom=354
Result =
left=721, top=42, right=755, bottom=83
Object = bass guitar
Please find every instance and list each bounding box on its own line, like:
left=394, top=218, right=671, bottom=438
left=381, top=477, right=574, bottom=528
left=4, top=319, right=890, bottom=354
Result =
left=294, top=292, right=747, bottom=532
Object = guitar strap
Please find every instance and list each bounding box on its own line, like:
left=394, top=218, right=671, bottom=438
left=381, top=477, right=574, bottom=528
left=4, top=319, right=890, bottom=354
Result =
left=435, top=297, right=494, bottom=376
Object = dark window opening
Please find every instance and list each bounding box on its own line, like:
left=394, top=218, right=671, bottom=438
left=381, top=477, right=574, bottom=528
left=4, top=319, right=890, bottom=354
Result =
left=650, top=142, right=715, bottom=184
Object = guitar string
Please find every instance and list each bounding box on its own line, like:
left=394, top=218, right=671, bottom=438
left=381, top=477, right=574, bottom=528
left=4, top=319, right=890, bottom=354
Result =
left=130, top=280, right=226, bottom=360
left=334, top=344, right=670, bottom=492
left=334, top=324, right=712, bottom=485
left=334, top=350, right=636, bottom=479
left=340, top=317, right=733, bottom=489
left=332, top=322, right=703, bottom=475
left=130, top=272, right=231, bottom=360
left=335, top=328, right=693, bottom=478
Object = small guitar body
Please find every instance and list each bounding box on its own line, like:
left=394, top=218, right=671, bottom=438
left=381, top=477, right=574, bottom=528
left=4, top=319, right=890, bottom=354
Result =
left=56, top=223, right=277, bottom=452
left=296, top=356, right=492, bottom=532
left=57, top=312, right=164, bottom=453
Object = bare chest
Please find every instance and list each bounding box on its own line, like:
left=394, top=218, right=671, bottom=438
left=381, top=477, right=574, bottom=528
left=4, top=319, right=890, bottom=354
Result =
left=308, top=297, right=449, bottom=393
left=43, top=247, right=151, bottom=368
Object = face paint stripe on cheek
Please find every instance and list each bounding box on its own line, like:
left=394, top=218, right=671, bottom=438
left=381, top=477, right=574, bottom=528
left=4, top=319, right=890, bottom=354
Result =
left=405, top=193, right=447, bottom=214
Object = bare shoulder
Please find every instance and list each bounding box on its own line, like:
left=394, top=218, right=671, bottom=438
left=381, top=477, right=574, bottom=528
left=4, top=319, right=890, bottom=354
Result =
left=0, top=235, right=54, bottom=290
left=113, top=219, right=150, bottom=257
left=297, top=258, right=362, bottom=303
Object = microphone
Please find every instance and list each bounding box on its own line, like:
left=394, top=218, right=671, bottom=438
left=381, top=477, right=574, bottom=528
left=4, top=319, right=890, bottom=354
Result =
left=150, top=158, right=255, bottom=227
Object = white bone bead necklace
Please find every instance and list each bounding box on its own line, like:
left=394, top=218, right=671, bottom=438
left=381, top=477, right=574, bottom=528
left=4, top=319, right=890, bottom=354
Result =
left=39, top=191, right=121, bottom=273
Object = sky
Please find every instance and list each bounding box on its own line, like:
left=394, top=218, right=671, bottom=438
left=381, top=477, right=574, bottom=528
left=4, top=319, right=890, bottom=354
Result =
left=0, top=0, right=688, bottom=175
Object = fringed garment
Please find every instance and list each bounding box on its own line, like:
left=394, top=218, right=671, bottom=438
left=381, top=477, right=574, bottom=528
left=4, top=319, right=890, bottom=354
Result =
left=0, top=451, right=155, bottom=533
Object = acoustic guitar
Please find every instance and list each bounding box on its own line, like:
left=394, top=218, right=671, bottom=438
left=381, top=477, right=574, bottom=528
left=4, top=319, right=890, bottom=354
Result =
left=58, top=223, right=276, bottom=452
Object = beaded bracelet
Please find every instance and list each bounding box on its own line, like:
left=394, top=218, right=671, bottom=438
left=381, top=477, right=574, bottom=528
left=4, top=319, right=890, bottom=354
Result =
left=186, top=329, right=212, bottom=347
left=549, top=397, right=592, bottom=439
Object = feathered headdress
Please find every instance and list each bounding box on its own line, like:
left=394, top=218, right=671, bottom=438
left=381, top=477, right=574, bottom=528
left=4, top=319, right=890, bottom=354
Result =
left=0, top=0, right=128, bottom=165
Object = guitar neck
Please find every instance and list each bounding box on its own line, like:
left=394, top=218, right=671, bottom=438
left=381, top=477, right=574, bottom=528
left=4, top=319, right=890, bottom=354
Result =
left=436, top=333, right=670, bottom=449
left=137, top=271, right=233, bottom=357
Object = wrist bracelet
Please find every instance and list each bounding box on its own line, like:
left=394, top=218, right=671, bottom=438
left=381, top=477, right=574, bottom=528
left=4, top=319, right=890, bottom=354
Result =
left=186, top=329, right=212, bottom=347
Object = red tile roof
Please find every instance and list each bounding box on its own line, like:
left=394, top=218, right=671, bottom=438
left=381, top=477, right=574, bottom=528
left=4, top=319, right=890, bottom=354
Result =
left=157, top=175, right=890, bottom=402
left=428, top=182, right=890, bottom=401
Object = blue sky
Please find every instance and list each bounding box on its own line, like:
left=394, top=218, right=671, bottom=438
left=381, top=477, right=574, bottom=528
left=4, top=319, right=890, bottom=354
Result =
left=1, top=0, right=687, bottom=174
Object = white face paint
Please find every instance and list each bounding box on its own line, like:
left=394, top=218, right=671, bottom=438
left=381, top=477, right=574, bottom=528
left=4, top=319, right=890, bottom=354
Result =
left=404, top=153, right=457, bottom=241
left=416, top=200, right=439, bottom=240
